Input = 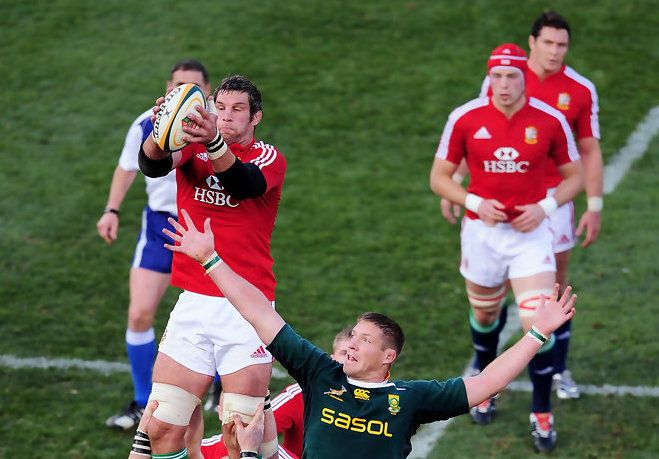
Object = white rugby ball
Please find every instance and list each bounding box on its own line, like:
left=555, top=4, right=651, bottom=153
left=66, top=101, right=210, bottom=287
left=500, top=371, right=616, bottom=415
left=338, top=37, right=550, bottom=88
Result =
left=152, top=83, right=206, bottom=152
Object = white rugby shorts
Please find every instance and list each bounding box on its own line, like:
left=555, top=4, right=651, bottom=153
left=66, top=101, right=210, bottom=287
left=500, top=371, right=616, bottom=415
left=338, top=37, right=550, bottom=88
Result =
left=545, top=187, right=576, bottom=253
left=158, top=291, right=273, bottom=376
left=459, top=217, right=556, bottom=287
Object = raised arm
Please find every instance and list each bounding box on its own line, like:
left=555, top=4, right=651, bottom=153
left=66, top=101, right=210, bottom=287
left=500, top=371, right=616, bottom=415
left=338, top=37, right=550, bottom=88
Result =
left=462, top=284, right=576, bottom=407
left=163, top=209, right=286, bottom=345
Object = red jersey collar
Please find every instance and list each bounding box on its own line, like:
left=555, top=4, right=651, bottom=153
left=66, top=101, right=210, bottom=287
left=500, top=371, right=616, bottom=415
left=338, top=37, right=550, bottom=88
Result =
left=229, top=138, right=256, bottom=159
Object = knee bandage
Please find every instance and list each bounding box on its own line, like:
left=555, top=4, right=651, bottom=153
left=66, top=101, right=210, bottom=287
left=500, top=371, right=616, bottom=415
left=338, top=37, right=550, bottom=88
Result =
left=516, top=289, right=553, bottom=318
left=148, top=382, right=201, bottom=426
left=221, top=392, right=265, bottom=425
left=467, top=286, right=506, bottom=313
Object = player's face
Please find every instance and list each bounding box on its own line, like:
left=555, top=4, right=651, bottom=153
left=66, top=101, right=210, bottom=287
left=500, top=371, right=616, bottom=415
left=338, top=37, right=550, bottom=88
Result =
left=214, top=90, right=262, bottom=146
left=529, top=26, right=569, bottom=75
left=342, top=320, right=393, bottom=380
left=331, top=339, right=350, bottom=364
left=167, top=69, right=211, bottom=97
left=490, top=67, right=525, bottom=108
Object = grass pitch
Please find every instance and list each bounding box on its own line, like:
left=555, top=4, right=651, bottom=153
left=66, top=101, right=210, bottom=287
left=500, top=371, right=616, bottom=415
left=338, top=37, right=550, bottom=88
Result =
left=1, top=0, right=658, bottom=457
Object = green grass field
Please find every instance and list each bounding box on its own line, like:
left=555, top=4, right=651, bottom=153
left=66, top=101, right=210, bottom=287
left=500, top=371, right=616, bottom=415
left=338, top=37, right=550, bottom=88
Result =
left=1, top=0, right=658, bottom=457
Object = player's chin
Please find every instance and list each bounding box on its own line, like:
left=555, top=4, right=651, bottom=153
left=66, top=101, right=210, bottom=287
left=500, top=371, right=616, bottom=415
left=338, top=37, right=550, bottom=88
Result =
left=342, top=361, right=358, bottom=375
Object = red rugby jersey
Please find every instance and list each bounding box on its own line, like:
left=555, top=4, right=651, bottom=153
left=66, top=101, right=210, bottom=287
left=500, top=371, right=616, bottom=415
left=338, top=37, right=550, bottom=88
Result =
left=272, top=383, right=304, bottom=458
left=480, top=65, right=599, bottom=189
left=200, top=434, right=298, bottom=459
left=171, top=139, right=286, bottom=300
left=526, top=65, right=600, bottom=188
left=435, top=96, right=579, bottom=221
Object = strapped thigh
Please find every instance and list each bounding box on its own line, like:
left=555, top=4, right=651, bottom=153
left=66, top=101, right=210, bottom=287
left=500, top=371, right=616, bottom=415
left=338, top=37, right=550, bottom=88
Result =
left=516, top=288, right=553, bottom=318
left=466, top=285, right=507, bottom=313
left=221, top=392, right=264, bottom=425
left=148, top=382, right=201, bottom=426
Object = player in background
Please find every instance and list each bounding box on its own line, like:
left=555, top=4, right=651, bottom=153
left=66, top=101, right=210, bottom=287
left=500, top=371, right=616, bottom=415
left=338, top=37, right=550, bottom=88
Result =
left=271, top=327, right=352, bottom=458
left=430, top=44, right=583, bottom=450
left=159, top=207, right=577, bottom=458
left=525, top=11, right=603, bottom=399
left=138, top=74, right=286, bottom=459
left=97, top=59, right=211, bottom=431
left=472, top=11, right=602, bottom=399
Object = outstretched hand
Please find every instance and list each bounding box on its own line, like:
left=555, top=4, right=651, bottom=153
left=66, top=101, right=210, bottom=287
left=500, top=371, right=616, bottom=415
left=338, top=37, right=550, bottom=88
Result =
left=163, top=208, right=216, bottom=263
left=533, top=284, right=576, bottom=336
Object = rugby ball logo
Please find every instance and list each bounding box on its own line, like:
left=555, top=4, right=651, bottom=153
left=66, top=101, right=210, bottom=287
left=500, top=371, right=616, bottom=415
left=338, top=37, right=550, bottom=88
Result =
left=152, top=83, right=206, bottom=152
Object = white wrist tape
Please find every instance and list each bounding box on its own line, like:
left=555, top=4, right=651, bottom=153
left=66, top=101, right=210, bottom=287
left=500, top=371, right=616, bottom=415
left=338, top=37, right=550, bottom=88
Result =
left=206, top=130, right=228, bottom=160
left=260, top=438, right=279, bottom=458
left=587, top=196, right=603, bottom=212
left=538, top=196, right=558, bottom=216
left=464, top=193, right=483, bottom=213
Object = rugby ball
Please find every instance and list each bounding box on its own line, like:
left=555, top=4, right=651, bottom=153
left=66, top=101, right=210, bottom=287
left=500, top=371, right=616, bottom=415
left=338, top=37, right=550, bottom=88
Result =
left=152, top=83, right=206, bottom=152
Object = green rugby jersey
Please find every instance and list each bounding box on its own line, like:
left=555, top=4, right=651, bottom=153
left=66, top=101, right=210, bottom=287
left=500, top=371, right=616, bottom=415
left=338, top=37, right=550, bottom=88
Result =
left=268, top=325, right=469, bottom=459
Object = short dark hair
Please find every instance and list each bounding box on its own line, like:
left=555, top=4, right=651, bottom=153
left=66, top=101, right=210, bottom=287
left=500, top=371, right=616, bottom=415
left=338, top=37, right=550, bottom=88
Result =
left=213, top=75, right=263, bottom=121
left=334, top=327, right=353, bottom=347
left=357, top=312, right=405, bottom=356
left=531, top=11, right=571, bottom=38
left=170, top=59, right=209, bottom=84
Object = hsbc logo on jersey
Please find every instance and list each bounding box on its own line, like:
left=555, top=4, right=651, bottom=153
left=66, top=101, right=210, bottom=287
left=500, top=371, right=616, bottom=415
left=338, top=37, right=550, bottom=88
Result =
left=483, top=147, right=529, bottom=173
left=192, top=175, right=239, bottom=208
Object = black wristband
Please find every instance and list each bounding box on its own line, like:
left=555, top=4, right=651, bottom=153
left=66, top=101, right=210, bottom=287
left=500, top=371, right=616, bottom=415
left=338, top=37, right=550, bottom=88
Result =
left=103, top=208, right=120, bottom=216
left=240, top=452, right=258, bottom=458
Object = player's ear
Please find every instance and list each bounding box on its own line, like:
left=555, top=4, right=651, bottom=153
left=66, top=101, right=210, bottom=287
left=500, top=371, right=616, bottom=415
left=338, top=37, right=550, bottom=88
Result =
left=383, top=348, right=397, bottom=364
left=251, top=110, right=263, bottom=127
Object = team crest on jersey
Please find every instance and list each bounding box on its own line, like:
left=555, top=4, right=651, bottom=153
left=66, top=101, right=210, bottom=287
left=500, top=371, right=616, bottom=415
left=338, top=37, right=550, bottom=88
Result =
left=353, top=388, right=370, bottom=400
left=557, top=92, right=571, bottom=110
left=524, top=126, right=538, bottom=145
left=388, top=394, right=400, bottom=415
left=196, top=152, right=209, bottom=162
left=324, top=386, right=347, bottom=401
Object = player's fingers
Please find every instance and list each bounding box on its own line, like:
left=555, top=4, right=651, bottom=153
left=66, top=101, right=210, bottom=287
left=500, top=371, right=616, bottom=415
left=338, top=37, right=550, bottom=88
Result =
left=180, top=209, right=196, bottom=230
left=552, top=283, right=561, bottom=302
left=162, top=228, right=179, bottom=241
left=167, top=216, right=185, bottom=234
left=232, top=413, right=244, bottom=430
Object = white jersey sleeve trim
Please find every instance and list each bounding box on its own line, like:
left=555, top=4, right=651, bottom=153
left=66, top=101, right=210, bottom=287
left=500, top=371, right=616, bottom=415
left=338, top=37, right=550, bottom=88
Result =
left=435, top=97, right=490, bottom=159
left=200, top=433, right=224, bottom=446
left=479, top=75, right=491, bottom=98
left=271, top=383, right=302, bottom=410
left=529, top=97, right=580, bottom=161
left=564, top=66, right=601, bottom=139
left=251, top=141, right=279, bottom=169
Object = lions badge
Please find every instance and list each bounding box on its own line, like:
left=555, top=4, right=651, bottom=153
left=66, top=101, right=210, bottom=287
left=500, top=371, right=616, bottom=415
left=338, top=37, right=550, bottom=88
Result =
left=557, top=92, right=571, bottom=111
left=525, top=126, right=538, bottom=145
